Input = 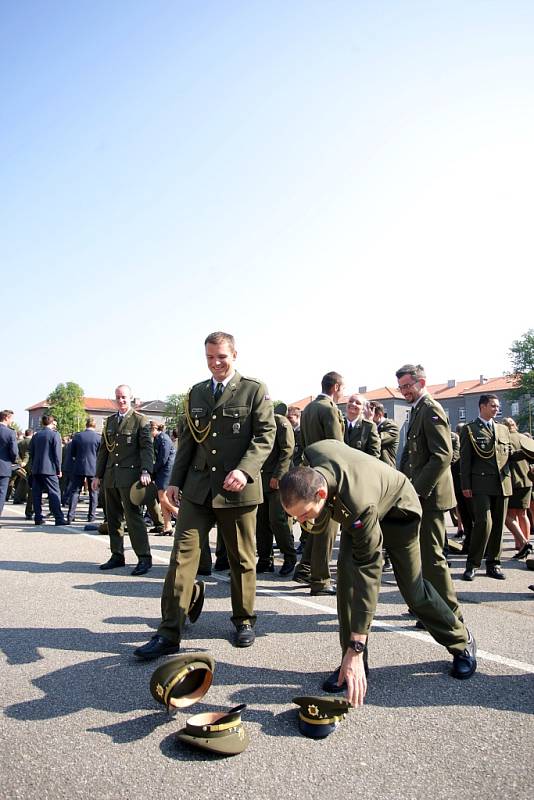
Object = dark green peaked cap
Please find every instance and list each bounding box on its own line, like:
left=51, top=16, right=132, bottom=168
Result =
left=177, top=704, right=250, bottom=756
left=150, top=652, right=215, bottom=710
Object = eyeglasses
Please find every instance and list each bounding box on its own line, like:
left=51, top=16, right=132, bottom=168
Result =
left=397, top=381, right=418, bottom=392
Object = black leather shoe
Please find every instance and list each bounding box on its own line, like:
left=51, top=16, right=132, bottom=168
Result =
left=415, top=620, right=426, bottom=630
left=322, top=666, right=347, bottom=693
left=292, top=571, right=311, bottom=585
left=188, top=581, right=205, bottom=624
left=134, top=635, right=180, bottom=660
left=450, top=631, right=477, bottom=679
left=154, top=529, right=173, bottom=536
left=486, top=565, right=505, bottom=580
left=234, top=623, right=255, bottom=647
left=279, top=561, right=296, bottom=576
left=462, top=567, right=477, bottom=581
left=512, top=542, right=533, bottom=560
left=34, top=519, right=46, bottom=526
left=310, top=585, right=336, bottom=596
left=256, top=560, right=274, bottom=573
left=149, top=526, right=163, bottom=533
left=213, top=558, right=230, bottom=571
left=131, top=557, right=152, bottom=576
left=99, top=554, right=126, bottom=570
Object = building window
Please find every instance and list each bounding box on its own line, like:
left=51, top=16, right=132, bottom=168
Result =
left=459, top=408, right=466, bottom=421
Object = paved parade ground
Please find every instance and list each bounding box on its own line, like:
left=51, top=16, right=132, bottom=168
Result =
left=1, top=502, right=533, bottom=800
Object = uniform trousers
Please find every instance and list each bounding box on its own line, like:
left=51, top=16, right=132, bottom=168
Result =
left=336, top=512, right=468, bottom=657
left=418, top=501, right=461, bottom=618
left=467, top=493, right=508, bottom=569
left=67, top=475, right=98, bottom=521
left=32, top=474, right=64, bottom=523
left=0, top=475, right=9, bottom=517
left=158, top=497, right=257, bottom=644
left=104, top=486, right=151, bottom=558
left=293, top=518, right=338, bottom=591
left=256, top=490, right=297, bottom=564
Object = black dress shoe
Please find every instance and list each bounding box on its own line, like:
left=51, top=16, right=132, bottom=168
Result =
left=134, top=634, right=180, bottom=660
left=486, top=565, right=506, bottom=580
left=131, top=557, right=152, bottom=576
left=322, top=666, right=347, bottom=693
left=34, top=519, right=46, bottom=526
left=234, top=623, right=255, bottom=647
left=100, top=554, right=126, bottom=570
left=450, top=631, right=477, bottom=679
left=188, top=581, right=205, bottom=624
left=150, top=526, right=164, bottom=534
left=292, top=571, right=311, bottom=585
left=512, top=542, right=533, bottom=560
left=256, top=560, right=275, bottom=573
left=462, top=567, right=477, bottom=581
left=213, top=558, right=230, bottom=571
left=279, top=561, right=296, bottom=576
left=415, top=620, right=426, bottom=630
left=310, top=585, right=336, bottom=596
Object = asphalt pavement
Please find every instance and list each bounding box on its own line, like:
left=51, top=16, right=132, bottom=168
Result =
left=1, top=499, right=533, bottom=800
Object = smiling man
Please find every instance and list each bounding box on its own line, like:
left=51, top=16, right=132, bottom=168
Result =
left=279, top=440, right=477, bottom=707
left=134, top=331, right=276, bottom=659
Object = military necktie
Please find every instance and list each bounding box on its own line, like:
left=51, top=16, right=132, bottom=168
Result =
left=213, top=382, right=224, bottom=402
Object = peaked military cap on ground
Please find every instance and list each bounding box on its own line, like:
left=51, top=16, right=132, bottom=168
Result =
left=176, top=704, right=250, bottom=756
left=293, top=696, right=351, bottom=739
left=150, top=652, right=215, bottom=710
left=129, top=479, right=158, bottom=507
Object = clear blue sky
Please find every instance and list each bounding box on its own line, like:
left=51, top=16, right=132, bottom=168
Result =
left=2, top=1, right=533, bottom=426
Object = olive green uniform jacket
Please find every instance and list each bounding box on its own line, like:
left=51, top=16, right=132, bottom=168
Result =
left=344, top=417, right=381, bottom=458
left=376, top=418, right=400, bottom=468
left=460, top=420, right=534, bottom=496
left=170, top=372, right=276, bottom=508
left=260, top=414, right=294, bottom=491
left=300, top=395, right=344, bottom=447
left=399, top=393, right=454, bottom=510
left=95, top=409, right=153, bottom=488
left=303, top=440, right=421, bottom=633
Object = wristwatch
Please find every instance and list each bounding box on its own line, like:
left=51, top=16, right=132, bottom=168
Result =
left=347, top=640, right=366, bottom=654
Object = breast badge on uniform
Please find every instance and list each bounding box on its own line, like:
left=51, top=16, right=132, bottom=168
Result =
left=292, top=696, right=351, bottom=739
left=149, top=653, right=250, bottom=756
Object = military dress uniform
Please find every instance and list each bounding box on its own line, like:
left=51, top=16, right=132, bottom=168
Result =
left=255, top=413, right=297, bottom=571
left=376, top=417, right=400, bottom=468
left=157, top=372, right=275, bottom=643
left=95, top=408, right=153, bottom=560
left=344, top=418, right=381, bottom=458
left=459, top=419, right=533, bottom=571
left=399, top=394, right=459, bottom=617
left=303, top=440, right=469, bottom=658
left=294, top=395, right=345, bottom=592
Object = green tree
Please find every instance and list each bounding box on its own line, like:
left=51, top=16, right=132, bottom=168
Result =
left=506, top=329, right=534, bottom=432
left=46, top=382, right=86, bottom=436
left=164, top=393, right=187, bottom=433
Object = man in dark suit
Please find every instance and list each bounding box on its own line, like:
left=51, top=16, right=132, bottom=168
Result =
left=67, top=417, right=101, bottom=524
left=29, top=414, right=66, bottom=526
left=372, top=403, right=400, bottom=468
left=460, top=394, right=534, bottom=580
left=344, top=393, right=381, bottom=458
left=279, top=441, right=477, bottom=708
left=134, top=331, right=276, bottom=659
left=93, top=385, right=154, bottom=576
left=293, top=371, right=345, bottom=595
left=396, top=364, right=459, bottom=620
left=0, top=410, right=19, bottom=526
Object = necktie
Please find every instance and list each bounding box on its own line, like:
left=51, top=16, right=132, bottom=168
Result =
left=214, top=382, right=224, bottom=402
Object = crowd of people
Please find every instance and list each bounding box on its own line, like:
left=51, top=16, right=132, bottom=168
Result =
left=1, top=339, right=533, bottom=706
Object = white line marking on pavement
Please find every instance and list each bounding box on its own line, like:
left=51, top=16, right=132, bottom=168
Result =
left=10, top=515, right=534, bottom=675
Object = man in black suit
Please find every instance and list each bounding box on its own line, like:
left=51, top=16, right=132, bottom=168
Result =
left=29, top=414, right=66, bottom=526
left=0, top=410, right=19, bottom=527
left=67, top=417, right=102, bottom=524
